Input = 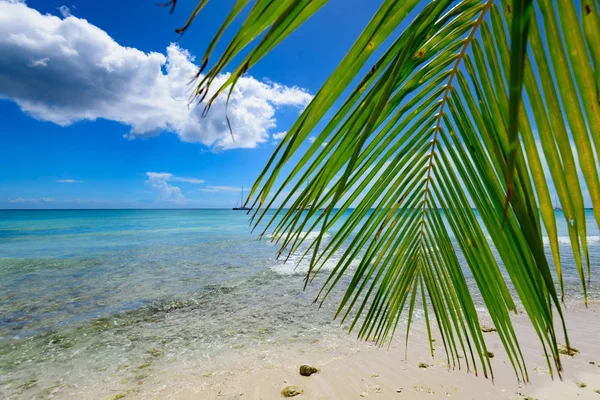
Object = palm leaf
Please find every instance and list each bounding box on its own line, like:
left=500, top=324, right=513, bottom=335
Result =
left=170, top=0, right=599, bottom=380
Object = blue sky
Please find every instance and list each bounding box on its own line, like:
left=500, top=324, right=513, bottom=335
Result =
left=0, top=1, right=594, bottom=210
left=0, top=0, right=379, bottom=208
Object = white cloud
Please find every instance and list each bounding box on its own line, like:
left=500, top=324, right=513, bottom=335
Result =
left=9, top=197, right=55, bottom=203
left=308, top=136, right=316, bottom=143
left=0, top=1, right=313, bottom=150
left=272, top=131, right=287, bottom=140
left=57, top=5, right=71, bottom=18
left=28, top=57, right=49, bottom=67
left=170, top=176, right=204, bottom=184
left=146, top=172, right=184, bottom=202
left=145, top=172, right=204, bottom=201
left=199, top=185, right=241, bottom=193
left=56, top=179, right=84, bottom=183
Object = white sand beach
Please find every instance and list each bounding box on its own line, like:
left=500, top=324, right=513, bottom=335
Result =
left=111, top=303, right=600, bottom=400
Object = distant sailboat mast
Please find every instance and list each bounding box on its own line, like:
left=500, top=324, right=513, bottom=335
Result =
left=232, top=186, right=251, bottom=210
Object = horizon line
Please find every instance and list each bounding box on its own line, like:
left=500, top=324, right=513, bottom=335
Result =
left=0, top=207, right=594, bottom=211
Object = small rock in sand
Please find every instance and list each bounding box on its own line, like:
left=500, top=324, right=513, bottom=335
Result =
left=487, top=351, right=495, bottom=358
left=396, top=388, right=403, bottom=393
left=359, top=391, right=368, bottom=397
left=481, top=325, right=497, bottom=333
left=558, top=344, right=579, bottom=356
left=576, top=381, right=587, bottom=388
left=418, top=362, right=429, bottom=368
left=281, top=386, right=303, bottom=397
left=299, top=365, right=319, bottom=376
left=593, top=389, right=600, bottom=394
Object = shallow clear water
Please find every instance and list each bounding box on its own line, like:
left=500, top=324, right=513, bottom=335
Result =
left=0, top=209, right=598, bottom=398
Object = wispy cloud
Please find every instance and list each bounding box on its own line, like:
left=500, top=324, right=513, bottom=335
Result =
left=199, top=186, right=241, bottom=193
left=56, top=179, right=84, bottom=183
left=57, top=5, right=71, bottom=18
left=170, top=176, right=204, bottom=184
left=28, top=57, right=49, bottom=68
left=9, top=197, right=55, bottom=203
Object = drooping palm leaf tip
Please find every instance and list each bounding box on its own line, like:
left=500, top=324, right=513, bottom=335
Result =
left=168, top=0, right=600, bottom=382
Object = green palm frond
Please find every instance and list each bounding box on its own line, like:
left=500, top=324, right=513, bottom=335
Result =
left=169, top=0, right=600, bottom=381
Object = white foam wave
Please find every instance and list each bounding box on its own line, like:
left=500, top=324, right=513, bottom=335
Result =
left=265, top=231, right=330, bottom=241
left=270, top=252, right=360, bottom=276
left=485, top=235, right=600, bottom=246
left=543, top=235, right=600, bottom=245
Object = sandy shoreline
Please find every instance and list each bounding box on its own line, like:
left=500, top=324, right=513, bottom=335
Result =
left=104, top=303, right=600, bottom=400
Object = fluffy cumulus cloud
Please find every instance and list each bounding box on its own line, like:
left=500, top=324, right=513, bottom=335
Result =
left=146, top=172, right=183, bottom=201
left=145, top=172, right=204, bottom=201
left=272, top=131, right=287, bottom=140
left=0, top=1, right=313, bottom=150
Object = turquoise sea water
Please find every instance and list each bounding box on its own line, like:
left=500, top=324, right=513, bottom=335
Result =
left=0, top=209, right=598, bottom=398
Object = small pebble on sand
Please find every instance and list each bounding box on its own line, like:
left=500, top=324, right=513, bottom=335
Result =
left=299, top=365, right=318, bottom=377
left=281, top=386, right=303, bottom=397
left=558, top=344, right=579, bottom=356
